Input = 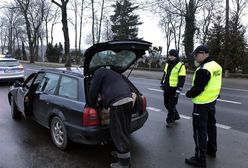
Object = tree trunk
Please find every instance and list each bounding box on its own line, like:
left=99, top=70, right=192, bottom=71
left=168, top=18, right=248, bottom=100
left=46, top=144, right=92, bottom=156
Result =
left=78, top=0, right=85, bottom=64
left=62, top=3, right=71, bottom=67
left=91, top=0, right=95, bottom=44
left=97, top=0, right=105, bottom=43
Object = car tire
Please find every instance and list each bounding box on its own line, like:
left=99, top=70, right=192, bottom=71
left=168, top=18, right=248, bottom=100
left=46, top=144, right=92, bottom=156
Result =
left=10, top=96, right=22, bottom=119
left=50, top=116, right=69, bottom=150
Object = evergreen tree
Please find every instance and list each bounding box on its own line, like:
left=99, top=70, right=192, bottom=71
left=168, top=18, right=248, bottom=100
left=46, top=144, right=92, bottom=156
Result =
left=207, top=15, right=225, bottom=68
left=207, top=14, right=246, bottom=73
left=110, top=0, right=142, bottom=40
left=228, top=17, right=246, bottom=72
left=184, top=0, right=197, bottom=69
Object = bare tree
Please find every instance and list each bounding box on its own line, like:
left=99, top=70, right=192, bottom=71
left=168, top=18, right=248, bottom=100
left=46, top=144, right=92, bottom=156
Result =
left=52, top=0, right=71, bottom=67
left=91, top=0, right=95, bottom=44
left=0, top=20, right=8, bottom=54
left=78, top=0, right=86, bottom=63
left=14, top=0, right=46, bottom=63
left=143, top=0, right=185, bottom=54
left=70, top=0, right=79, bottom=57
left=231, top=0, right=247, bottom=27
left=196, top=0, right=222, bottom=44
left=160, top=16, right=173, bottom=55
left=96, top=0, right=105, bottom=43
left=44, top=2, right=60, bottom=46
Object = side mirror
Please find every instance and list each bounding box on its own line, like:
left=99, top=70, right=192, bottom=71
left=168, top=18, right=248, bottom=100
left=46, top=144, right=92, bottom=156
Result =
left=13, top=81, right=22, bottom=87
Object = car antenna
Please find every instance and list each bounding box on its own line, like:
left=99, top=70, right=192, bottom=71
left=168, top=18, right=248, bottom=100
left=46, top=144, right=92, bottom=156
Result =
left=127, top=60, right=138, bottom=78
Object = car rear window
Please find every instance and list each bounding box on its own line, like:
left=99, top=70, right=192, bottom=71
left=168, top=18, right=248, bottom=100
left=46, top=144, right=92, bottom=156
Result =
left=89, top=50, right=136, bottom=70
left=0, top=60, right=20, bottom=67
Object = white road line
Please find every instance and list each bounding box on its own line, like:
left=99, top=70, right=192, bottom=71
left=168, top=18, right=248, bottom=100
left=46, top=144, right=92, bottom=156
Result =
left=180, top=114, right=192, bottom=120
left=147, top=107, right=161, bottom=112
left=147, top=88, right=242, bottom=105
left=148, top=88, right=163, bottom=92
left=221, top=87, right=248, bottom=92
left=216, top=123, right=231, bottom=130
left=217, top=99, right=242, bottom=104
left=147, top=106, right=231, bottom=130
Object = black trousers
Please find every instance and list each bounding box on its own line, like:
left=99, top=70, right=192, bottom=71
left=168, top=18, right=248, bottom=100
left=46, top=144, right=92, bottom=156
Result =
left=110, top=101, right=133, bottom=165
left=192, top=101, right=217, bottom=160
left=164, top=91, right=179, bottom=123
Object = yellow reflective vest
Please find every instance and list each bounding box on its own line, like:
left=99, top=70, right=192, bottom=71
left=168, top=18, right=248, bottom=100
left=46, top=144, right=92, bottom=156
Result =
left=192, top=61, right=222, bottom=104
left=163, top=62, right=186, bottom=87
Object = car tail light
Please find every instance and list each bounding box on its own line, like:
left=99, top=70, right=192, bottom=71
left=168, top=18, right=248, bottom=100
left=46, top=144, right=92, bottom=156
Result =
left=142, top=96, right=147, bottom=113
left=17, top=65, right=24, bottom=71
left=82, top=107, right=100, bottom=126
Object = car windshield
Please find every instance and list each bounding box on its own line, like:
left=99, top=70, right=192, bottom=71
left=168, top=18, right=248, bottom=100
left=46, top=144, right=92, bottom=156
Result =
left=89, top=50, right=136, bottom=70
left=0, top=60, right=20, bottom=67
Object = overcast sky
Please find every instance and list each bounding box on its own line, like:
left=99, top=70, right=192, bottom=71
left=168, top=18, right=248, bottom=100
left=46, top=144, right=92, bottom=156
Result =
left=1, top=0, right=248, bottom=55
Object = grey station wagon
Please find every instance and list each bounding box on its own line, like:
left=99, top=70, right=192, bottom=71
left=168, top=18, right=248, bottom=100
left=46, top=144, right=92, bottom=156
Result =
left=8, top=40, right=151, bottom=150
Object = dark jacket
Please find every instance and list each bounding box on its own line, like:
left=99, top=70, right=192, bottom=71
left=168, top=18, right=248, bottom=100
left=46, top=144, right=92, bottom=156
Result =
left=186, top=56, right=212, bottom=98
left=161, top=60, right=185, bottom=93
left=88, top=68, right=132, bottom=108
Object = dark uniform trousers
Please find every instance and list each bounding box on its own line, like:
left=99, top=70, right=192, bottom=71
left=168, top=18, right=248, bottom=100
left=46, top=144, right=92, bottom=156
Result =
left=110, top=101, right=133, bottom=166
left=164, top=91, right=180, bottom=123
left=192, top=100, right=217, bottom=160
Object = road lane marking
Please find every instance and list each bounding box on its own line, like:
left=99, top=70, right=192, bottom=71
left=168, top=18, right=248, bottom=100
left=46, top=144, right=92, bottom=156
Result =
left=147, top=107, right=161, bottom=112
left=221, top=87, right=248, bottom=92
left=147, top=106, right=231, bottom=130
left=180, top=114, right=192, bottom=120
left=148, top=88, right=163, bottom=92
left=216, top=123, right=231, bottom=129
left=217, top=99, right=242, bottom=104
left=147, top=88, right=242, bottom=105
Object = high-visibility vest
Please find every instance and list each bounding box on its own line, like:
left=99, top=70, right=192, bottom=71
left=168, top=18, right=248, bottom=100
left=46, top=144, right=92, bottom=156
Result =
left=163, top=62, right=186, bottom=87
left=192, top=60, right=222, bottom=104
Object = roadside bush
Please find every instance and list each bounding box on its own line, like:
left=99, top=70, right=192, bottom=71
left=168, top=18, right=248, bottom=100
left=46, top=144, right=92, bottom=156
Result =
left=46, top=43, right=61, bottom=63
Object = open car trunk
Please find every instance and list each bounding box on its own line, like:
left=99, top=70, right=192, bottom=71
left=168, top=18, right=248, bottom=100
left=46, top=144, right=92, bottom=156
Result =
left=84, top=74, right=146, bottom=130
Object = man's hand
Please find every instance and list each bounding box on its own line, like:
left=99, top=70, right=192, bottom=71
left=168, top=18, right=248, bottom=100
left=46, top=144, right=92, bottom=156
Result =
left=175, top=89, right=181, bottom=98
left=186, top=90, right=191, bottom=98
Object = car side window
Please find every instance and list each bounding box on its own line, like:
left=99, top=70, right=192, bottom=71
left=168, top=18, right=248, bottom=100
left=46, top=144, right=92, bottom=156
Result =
left=38, top=73, right=60, bottom=95
left=32, top=72, right=45, bottom=91
left=23, top=73, right=36, bottom=89
left=58, top=75, right=78, bottom=99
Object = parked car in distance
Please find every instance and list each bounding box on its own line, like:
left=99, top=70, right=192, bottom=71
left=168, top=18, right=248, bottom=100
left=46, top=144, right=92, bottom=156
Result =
left=8, top=40, right=151, bottom=150
left=0, top=55, right=24, bottom=82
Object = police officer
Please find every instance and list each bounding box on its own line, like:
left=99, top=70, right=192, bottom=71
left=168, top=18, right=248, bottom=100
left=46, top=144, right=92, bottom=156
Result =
left=185, top=45, right=222, bottom=167
left=160, top=49, right=186, bottom=128
left=88, top=67, right=133, bottom=168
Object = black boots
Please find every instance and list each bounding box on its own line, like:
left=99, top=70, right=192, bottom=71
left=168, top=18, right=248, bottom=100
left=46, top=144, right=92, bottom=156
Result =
left=185, top=156, right=206, bottom=167
left=206, top=151, right=216, bottom=158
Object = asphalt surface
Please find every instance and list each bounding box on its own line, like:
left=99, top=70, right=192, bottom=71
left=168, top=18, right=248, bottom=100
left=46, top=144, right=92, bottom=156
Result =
left=0, top=64, right=247, bottom=168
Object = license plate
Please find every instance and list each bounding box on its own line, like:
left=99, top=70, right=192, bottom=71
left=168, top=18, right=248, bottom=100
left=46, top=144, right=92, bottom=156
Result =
left=4, top=69, right=14, bottom=73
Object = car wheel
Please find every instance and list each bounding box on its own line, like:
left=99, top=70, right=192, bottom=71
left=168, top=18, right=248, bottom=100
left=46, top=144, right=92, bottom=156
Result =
left=50, top=116, right=68, bottom=150
left=10, top=96, right=22, bottom=119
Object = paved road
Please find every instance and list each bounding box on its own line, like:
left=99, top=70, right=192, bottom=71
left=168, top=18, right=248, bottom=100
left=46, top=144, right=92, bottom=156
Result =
left=0, top=64, right=247, bottom=168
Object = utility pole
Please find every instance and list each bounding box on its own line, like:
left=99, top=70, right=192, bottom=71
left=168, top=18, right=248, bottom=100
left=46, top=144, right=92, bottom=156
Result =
left=224, top=0, right=229, bottom=77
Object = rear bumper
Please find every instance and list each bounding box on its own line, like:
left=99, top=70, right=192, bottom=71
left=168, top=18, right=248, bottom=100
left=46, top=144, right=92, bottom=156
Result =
left=130, top=111, right=148, bottom=132
left=65, top=123, right=110, bottom=145
left=0, top=73, right=24, bottom=82
left=65, top=111, right=148, bottom=145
